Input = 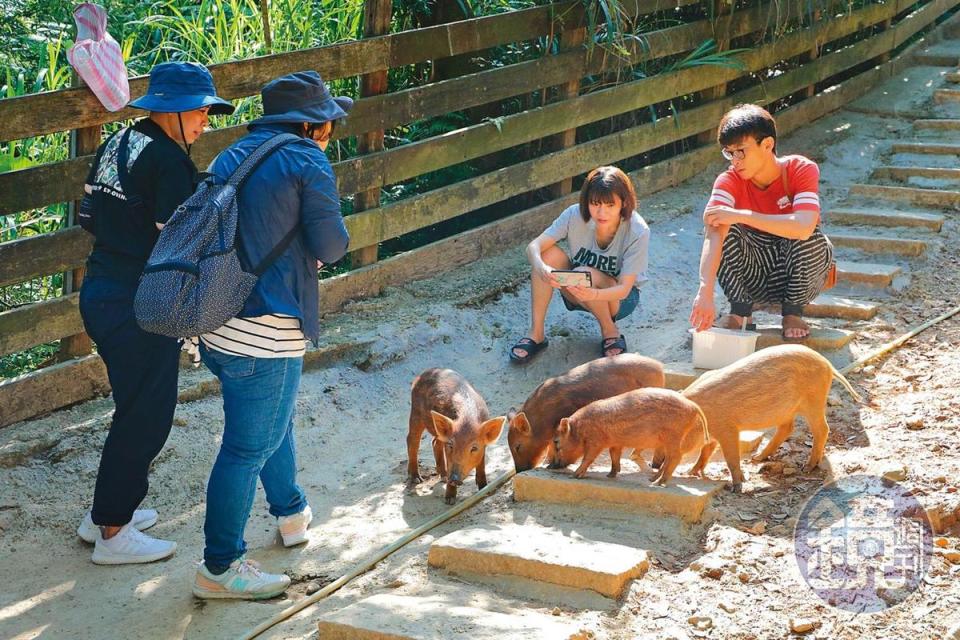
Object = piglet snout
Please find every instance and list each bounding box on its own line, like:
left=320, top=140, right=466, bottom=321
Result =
left=448, top=469, right=463, bottom=486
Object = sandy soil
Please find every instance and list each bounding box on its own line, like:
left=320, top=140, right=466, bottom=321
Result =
left=2, top=75, right=960, bottom=639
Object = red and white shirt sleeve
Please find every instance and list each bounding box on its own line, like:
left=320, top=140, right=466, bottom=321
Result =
left=789, top=158, right=821, bottom=213
left=707, top=171, right=739, bottom=209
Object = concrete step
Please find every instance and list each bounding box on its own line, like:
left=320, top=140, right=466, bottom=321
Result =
left=802, top=294, right=879, bottom=321
left=848, top=183, right=960, bottom=209
left=427, top=524, right=650, bottom=599
left=830, top=232, right=927, bottom=257
left=316, top=587, right=584, bottom=639
left=754, top=325, right=855, bottom=351
left=513, top=468, right=725, bottom=523
left=871, top=166, right=960, bottom=188
left=892, top=141, right=960, bottom=155
left=835, top=260, right=901, bottom=287
left=827, top=206, right=945, bottom=231
left=936, top=88, right=960, bottom=103
left=847, top=66, right=951, bottom=118
left=913, top=41, right=960, bottom=66
left=756, top=294, right=878, bottom=320
left=913, top=118, right=960, bottom=130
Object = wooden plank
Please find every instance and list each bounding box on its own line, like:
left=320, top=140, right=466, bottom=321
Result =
left=341, top=16, right=904, bottom=249
left=547, top=25, right=587, bottom=199
left=349, top=0, right=392, bottom=269
left=0, top=294, right=83, bottom=357
left=0, top=354, right=109, bottom=429
left=0, top=157, right=91, bottom=217
left=336, top=1, right=899, bottom=197
left=59, top=84, right=99, bottom=361
left=0, top=0, right=707, bottom=142
left=893, top=0, right=960, bottom=48
left=0, top=4, right=774, bottom=217
left=0, top=226, right=91, bottom=289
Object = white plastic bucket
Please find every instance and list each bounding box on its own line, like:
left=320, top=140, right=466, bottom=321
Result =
left=689, top=327, right=761, bottom=370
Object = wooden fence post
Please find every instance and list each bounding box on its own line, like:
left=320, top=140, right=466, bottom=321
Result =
left=548, top=25, right=587, bottom=199
left=805, top=9, right=823, bottom=97
left=878, top=17, right=893, bottom=64
left=58, top=74, right=99, bottom=362
left=350, top=0, right=392, bottom=269
left=696, top=0, right=731, bottom=147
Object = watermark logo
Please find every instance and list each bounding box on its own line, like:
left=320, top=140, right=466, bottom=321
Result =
left=794, top=474, right=932, bottom=613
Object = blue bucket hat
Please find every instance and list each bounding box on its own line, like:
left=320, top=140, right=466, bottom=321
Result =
left=248, top=71, right=353, bottom=127
left=128, top=61, right=235, bottom=115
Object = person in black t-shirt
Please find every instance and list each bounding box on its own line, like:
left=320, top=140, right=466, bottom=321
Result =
left=75, top=62, right=234, bottom=566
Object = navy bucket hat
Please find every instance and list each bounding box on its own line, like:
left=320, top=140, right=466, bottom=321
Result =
left=248, top=71, right=353, bottom=127
left=128, top=61, right=234, bottom=115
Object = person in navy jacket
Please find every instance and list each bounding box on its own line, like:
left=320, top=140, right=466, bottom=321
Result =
left=193, top=71, right=351, bottom=599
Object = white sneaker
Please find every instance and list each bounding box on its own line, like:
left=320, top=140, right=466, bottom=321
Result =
left=77, top=508, right=158, bottom=544
left=192, top=557, right=291, bottom=600
left=277, top=505, right=312, bottom=547
left=91, top=523, right=176, bottom=565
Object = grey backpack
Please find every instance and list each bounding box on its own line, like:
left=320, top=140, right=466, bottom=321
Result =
left=134, top=133, right=301, bottom=338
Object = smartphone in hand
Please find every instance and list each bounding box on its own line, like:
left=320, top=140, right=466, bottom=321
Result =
left=552, top=270, right=593, bottom=287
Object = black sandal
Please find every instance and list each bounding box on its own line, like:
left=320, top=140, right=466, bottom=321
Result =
left=509, top=337, right=549, bottom=364
left=601, top=334, right=627, bottom=357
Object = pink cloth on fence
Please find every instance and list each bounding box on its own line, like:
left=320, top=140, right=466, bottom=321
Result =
left=66, top=3, right=130, bottom=112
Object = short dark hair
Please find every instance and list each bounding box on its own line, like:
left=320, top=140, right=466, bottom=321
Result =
left=303, top=120, right=335, bottom=140
left=578, top=166, right=637, bottom=222
left=718, top=104, right=777, bottom=150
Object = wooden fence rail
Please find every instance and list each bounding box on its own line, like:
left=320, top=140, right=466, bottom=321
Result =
left=0, top=0, right=957, bottom=428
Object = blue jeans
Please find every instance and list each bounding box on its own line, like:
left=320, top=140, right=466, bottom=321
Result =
left=562, top=285, right=640, bottom=321
left=199, top=344, right=308, bottom=572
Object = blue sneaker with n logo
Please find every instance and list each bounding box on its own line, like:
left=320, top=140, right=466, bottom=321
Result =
left=192, top=557, right=290, bottom=599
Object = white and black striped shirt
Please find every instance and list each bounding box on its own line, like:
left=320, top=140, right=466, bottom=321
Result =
left=201, top=314, right=307, bottom=358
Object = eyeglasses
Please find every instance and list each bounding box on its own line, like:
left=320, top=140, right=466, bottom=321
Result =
left=721, top=147, right=747, bottom=161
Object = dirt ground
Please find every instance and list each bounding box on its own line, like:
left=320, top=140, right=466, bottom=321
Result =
left=2, top=81, right=960, bottom=639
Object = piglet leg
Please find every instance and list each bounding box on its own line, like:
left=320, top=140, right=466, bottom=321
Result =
left=803, top=412, right=830, bottom=473
left=444, top=482, right=458, bottom=505
left=607, top=447, right=622, bottom=478
left=687, top=440, right=718, bottom=478
left=476, top=451, right=488, bottom=489
left=574, top=445, right=604, bottom=479
left=751, top=419, right=794, bottom=463
left=432, top=437, right=447, bottom=481
left=406, top=420, right=426, bottom=488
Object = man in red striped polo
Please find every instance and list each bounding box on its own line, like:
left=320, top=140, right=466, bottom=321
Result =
left=689, top=104, right=834, bottom=340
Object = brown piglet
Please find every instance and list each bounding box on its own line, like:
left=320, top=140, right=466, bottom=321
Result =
left=674, top=344, right=861, bottom=493
left=507, top=354, right=665, bottom=472
left=552, top=388, right=709, bottom=486
left=407, top=368, right=506, bottom=504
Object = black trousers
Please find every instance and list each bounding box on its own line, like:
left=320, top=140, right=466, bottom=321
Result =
left=79, top=276, right=180, bottom=527
left=717, top=223, right=833, bottom=317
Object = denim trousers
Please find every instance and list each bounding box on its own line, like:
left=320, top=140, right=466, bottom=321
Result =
left=79, top=276, right=180, bottom=527
left=199, top=344, right=308, bottom=572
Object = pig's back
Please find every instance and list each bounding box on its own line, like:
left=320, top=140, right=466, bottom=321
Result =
left=522, top=354, right=665, bottom=431
left=577, top=387, right=689, bottom=422
left=411, top=368, right=488, bottom=421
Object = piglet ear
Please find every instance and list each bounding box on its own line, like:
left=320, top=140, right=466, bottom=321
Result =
left=431, top=411, right=454, bottom=442
left=481, top=416, right=506, bottom=444
left=510, top=411, right=532, bottom=437
left=557, top=417, right=571, bottom=438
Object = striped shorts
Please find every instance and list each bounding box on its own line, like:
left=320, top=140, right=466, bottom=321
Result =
left=717, top=223, right=833, bottom=317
